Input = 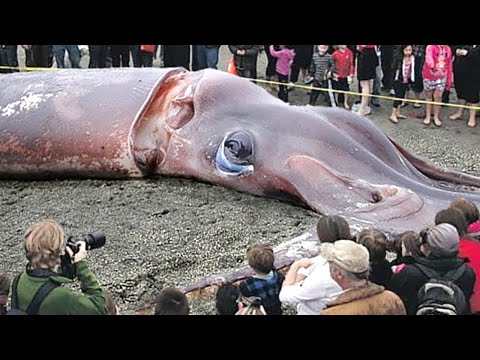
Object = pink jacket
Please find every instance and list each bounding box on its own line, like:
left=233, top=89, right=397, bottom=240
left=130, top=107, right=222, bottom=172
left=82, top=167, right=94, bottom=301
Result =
left=422, top=45, right=453, bottom=90
left=269, top=46, right=296, bottom=76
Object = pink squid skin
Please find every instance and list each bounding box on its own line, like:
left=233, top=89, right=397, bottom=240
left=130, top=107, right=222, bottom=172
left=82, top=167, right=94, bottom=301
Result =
left=3, top=68, right=480, bottom=305
left=1, top=67, right=480, bottom=236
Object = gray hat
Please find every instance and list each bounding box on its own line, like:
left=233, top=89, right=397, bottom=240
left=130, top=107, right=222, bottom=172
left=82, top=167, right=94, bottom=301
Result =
left=321, top=240, right=370, bottom=273
left=426, top=223, right=459, bottom=257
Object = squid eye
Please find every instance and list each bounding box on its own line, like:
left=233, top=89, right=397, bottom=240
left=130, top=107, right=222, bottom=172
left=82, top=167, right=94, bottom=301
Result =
left=223, top=131, right=254, bottom=166
left=215, top=131, right=255, bottom=176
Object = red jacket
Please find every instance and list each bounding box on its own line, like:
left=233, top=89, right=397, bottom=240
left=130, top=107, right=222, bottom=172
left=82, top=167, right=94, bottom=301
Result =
left=459, top=237, right=480, bottom=313
left=357, top=45, right=377, bottom=51
left=332, top=48, right=355, bottom=79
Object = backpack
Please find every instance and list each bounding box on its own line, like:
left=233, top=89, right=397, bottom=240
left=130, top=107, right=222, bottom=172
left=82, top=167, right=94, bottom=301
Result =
left=7, top=273, right=60, bottom=315
left=414, top=263, right=468, bottom=315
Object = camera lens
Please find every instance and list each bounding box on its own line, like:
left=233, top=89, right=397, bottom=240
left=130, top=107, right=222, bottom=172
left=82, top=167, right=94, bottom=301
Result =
left=85, top=231, right=106, bottom=250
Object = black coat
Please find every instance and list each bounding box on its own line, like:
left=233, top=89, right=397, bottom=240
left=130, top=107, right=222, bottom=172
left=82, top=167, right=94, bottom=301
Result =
left=369, top=259, right=393, bottom=287
left=388, top=255, right=475, bottom=315
left=452, top=45, right=480, bottom=81
left=228, top=45, right=260, bottom=71
left=163, top=45, right=191, bottom=70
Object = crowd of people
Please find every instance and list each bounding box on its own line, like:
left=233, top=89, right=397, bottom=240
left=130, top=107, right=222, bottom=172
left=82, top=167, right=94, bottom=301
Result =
left=1, top=196, right=479, bottom=315
left=0, top=45, right=220, bottom=72
left=1, top=45, right=478, bottom=127
left=214, top=196, right=480, bottom=315
left=260, top=45, right=480, bottom=128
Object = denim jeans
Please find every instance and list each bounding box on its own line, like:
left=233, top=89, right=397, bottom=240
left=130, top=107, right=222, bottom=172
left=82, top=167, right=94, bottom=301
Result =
left=197, top=45, right=220, bottom=70
left=372, top=64, right=383, bottom=96
left=53, top=45, right=80, bottom=68
left=0, top=45, right=18, bottom=73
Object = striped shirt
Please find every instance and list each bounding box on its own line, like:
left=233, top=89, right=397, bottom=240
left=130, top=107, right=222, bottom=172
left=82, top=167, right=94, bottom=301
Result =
left=310, top=52, right=335, bottom=82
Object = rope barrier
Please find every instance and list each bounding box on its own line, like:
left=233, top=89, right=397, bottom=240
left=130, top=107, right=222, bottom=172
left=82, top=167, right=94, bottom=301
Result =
left=250, top=78, right=480, bottom=111
left=1, top=65, right=479, bottom=111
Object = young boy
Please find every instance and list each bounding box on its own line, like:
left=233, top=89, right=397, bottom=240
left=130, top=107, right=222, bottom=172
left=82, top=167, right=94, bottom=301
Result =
left=239, top=244, right=284, bottom=315
left=332, top=45, right=355, bottom=109
left=154, top=287, right=190, bottom=315
left=309, top=45, right=336, bottom=106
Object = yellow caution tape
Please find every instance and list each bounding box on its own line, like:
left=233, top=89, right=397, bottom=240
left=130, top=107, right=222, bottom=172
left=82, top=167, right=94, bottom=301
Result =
left=250, top=78, right=480, bottom=111
left=1, top=65, right=479, bottom=111
left=0, top=65, right=57, bottom=72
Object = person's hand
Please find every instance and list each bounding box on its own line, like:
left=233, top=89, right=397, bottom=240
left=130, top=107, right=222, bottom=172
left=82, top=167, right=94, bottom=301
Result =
left=432, top=68, right=445, bottom=78
left=347, top=76, right=353, bottom=85
left=294, top=258, right=314, bottom=269
left=333, top=73, right=338, bottom=81
left=237, top=49, right=245, bottom=56
left=66, top=241, right=87, bottom=263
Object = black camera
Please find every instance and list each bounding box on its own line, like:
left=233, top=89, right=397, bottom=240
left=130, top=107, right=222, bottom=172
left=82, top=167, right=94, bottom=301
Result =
left=66, top=231, right=106, bottom=254
left=60, top=231, right=106, bottom=279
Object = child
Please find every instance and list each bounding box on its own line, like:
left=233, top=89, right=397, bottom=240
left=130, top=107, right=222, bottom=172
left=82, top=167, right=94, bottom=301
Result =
left=332, top=45, right=355, bottom=109
left=390, top=45, right=415, bottom=124
left=412, top=45, right=426, bottom=108
left=215, top=284, right=242, bottom=315
left=390, top=231, right=422, bottom=274
left=269, top=45, right=296, bottom=103
left=422, top=45, right=453, bottom=127
left=154, top=287, right=190, bottom=315
left=356, top=229, right=392, bottom=287
left=239, top=244, right=284, bottom=315
left=309, top=45, right=336, bottom=106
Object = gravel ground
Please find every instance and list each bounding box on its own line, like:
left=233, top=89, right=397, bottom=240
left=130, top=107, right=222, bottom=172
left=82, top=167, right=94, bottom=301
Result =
left=1, top=46, right=479, bottom=314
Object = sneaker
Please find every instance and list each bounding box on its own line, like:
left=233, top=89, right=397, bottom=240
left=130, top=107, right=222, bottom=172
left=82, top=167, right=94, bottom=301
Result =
left=370, top=98, right=380, bottom=107
left=354, top=106, right=372, bottom=116
left=303, top=76, right=314, bottom=84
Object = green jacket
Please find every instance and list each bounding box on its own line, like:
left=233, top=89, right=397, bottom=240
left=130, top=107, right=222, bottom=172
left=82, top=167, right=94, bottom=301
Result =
left=15, top=261, right=108, bottom=315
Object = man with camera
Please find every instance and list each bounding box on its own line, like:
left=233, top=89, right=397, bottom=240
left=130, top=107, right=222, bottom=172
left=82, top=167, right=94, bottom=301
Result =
left=9, top=219, right=108, bottom=315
